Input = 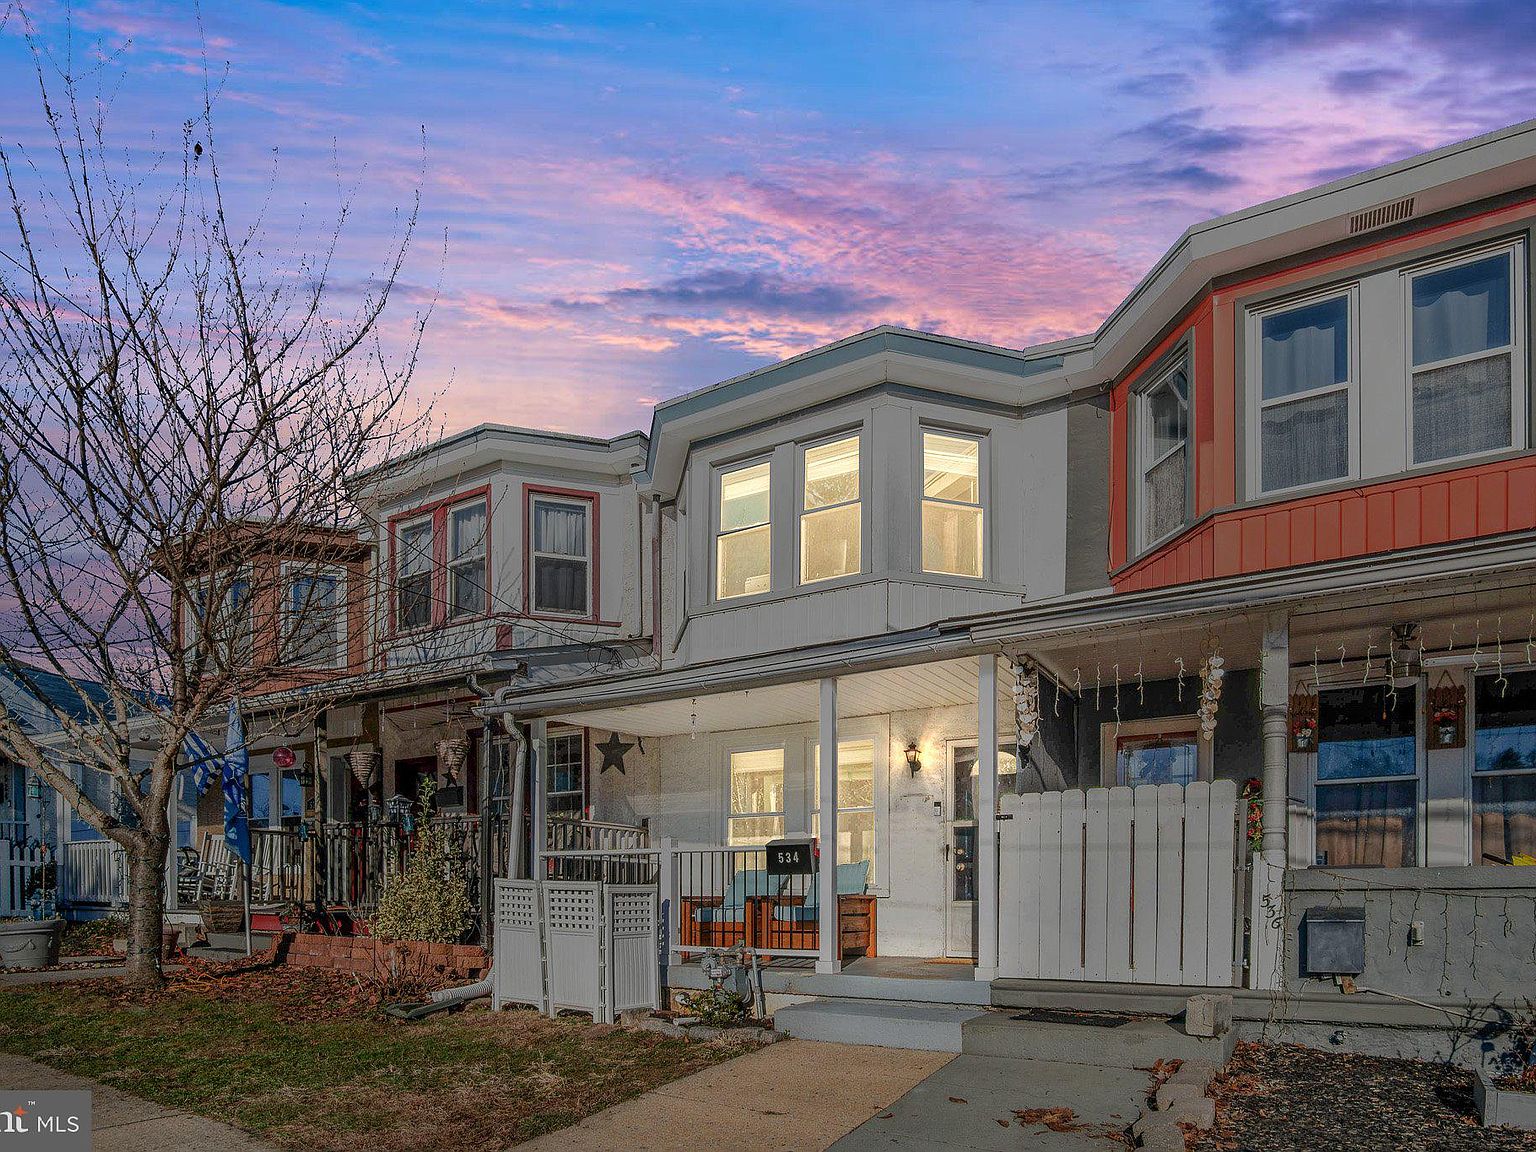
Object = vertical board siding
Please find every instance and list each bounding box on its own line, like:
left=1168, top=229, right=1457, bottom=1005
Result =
left=998, top=783, right=1241, bottom=988
left=1114, top=455, right=1536, bottom=593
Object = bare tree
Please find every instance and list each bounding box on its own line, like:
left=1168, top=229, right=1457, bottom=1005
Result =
left=0, top=21, right=432, bottom=984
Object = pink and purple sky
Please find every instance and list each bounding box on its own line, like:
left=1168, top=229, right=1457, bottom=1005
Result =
left=3, top=1, right=1532, bottom=438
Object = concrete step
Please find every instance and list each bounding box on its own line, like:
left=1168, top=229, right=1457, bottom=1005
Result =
left=773, top=998, right=989, bottom=1052
left=962, top=1009, right=1236, bottom=1068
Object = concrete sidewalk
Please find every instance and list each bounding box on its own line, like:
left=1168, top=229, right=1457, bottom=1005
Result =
left=518, top=1039, right=951, bottom=1152
left=0, top=1053, right=277, bottom=1151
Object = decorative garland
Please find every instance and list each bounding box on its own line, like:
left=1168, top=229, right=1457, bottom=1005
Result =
left=1013, top=657, right=1040, bottom=750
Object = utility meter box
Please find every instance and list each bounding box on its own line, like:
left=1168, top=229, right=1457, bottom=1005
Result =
left=1302, top=905, right=1366, bottom=976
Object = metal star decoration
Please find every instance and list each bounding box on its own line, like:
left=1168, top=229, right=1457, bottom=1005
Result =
left=595, top=731, right=635, bottom=774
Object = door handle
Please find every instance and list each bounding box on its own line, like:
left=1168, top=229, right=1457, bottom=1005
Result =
left=942, top=842, right=950, bottom=861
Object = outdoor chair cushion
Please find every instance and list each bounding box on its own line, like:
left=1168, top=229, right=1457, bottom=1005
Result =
left=692, top=868, right=780, bottom=923
left=772, top=860, right=869, bottom=922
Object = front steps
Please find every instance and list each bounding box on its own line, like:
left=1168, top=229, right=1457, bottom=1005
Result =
left=774, top=999, right=988, bottom=1052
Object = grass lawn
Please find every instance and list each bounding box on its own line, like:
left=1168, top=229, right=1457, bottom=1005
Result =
left=0, top=964, right=750, bottom=1150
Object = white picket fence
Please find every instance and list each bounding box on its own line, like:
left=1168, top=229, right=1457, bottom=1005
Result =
left=999, top=780, right=1243, bottom=988
left=0, top=840, right=50, bottom=916
left=59, top=839, right=128, bottom=907
left=493, top=878, right=660, bottom=1023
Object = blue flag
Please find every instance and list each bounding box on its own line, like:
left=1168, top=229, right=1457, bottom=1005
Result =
left=182, top=727, right=223, bottom=795
left=221, top=699, right=250, bottom=864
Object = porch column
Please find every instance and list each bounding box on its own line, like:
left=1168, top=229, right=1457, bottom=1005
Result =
left=976, top=653, right=1000, bottom=982
left=529, top=718, right=548, bottom=878
left=816, top=676, right=840, bottom=975
left=1260, top=612, right=1290, bottom=866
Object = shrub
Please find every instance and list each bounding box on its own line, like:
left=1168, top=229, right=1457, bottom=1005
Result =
left=372, top=785, right=472, bottom=945
left=676, top=986, right=750, bottom=1029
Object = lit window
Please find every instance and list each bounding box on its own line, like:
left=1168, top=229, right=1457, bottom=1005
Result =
left=1314, top=685, right=1418, bottom=868
left=1139, top=362, right=1189, bottom=547
left=800, top=435, right=861, bottom=585
left=717, top=461, right=772, bottom=599
left=530, top=496, right=590, bottom=616
left=1409, top=247, right=1521, bottom=464
left=546, top=731, right=585, bottom=819
left=727, top=747, right=784, bottom=847
left=448, top=500, right=488, bottom=618
left=286, top=569, right=342, bottom=667
left=921, top=431, right=984, bottom=577
left=395, top=518, right=433, bottom=629
left=1255, top=293, right=1353, bottom=493
left=813, top=739, right=875, bottom=871
left=1472, top=669, right=1536, bottom=865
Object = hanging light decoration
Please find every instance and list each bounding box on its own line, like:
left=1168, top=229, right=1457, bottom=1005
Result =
left=1197, top=647, right=1225, bottom=741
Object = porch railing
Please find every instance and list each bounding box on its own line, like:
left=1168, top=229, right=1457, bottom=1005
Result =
left=543, top=847, right=660, bottom=886
left=0, top=840, right=51, bottom=916
left=671, top=845, right=821, bottom=959
left=547, top=818, right=650, bottom=854
left=60, top=839, right=127, bottom=907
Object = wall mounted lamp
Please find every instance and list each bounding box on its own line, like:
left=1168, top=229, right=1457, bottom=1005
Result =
left=904, top=742, right=922, bottom=776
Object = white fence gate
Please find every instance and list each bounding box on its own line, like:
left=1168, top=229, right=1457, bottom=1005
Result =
left=999, top=780, right=1243, bottom=988
left=60, top=839, right=128, bottom=907
left=0, top=841, right=50, bottom=916
left=492, top=878, right=659, bottom=1023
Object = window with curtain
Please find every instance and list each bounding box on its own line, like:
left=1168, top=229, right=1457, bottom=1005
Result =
left=800, top=434, right=861, bottom=585
left=395, top=518, right=433, bottom=629
left=286, top=569, right=342, bottom=667
left=1314, top=684, right=1418, bottom=867
left=727, top=747, right=785, bottom=847
left=1140, top=361, right=1189, bottom=548
left=1257, top=293, right=1352, bottom=493
left=812, top=739, right=876, bottom=870
left=448, top=499, right=488, bottom=618
left=1409, top=247, right=1519, bottom=465
left=530, top=497, right=590, bottom=616
left=1472, top=668, right=1536, bottom=864
left=921, top=431, right=984, bottom=577
left=546, top=731, right=585, bottom=819
left=717, top=460, right=772, bottom=599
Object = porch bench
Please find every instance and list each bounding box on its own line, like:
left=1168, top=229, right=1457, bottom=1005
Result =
left=759, top=861, right=877, bottom=960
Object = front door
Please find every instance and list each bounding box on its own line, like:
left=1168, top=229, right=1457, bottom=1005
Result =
left=944, top=744, right=978, bottom=958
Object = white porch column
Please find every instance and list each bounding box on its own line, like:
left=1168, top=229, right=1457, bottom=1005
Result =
left=529, top=718, right=548, bottom=878
left=1259, top=612, right=1290, bottom=866
left=975, top=653, right=1000, bottom=982
left=816, top=676, right=840, bottom=975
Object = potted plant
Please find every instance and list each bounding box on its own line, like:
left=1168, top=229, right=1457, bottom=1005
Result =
left=0, top=915, right=64, bottom=970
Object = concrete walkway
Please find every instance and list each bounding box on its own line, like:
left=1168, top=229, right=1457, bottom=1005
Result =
left=518, top=1039, right=951, bottom=1152
left=0, top=1053, right=277, bottom=1151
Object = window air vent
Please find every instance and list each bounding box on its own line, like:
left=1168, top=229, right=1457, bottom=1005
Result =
left=1349, top=196, right=1415, bottom=235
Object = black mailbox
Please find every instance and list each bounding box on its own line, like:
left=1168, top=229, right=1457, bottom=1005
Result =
left=1302, top=905, right=1366, bottom=976
left=765, top=838, right=815, bottom=876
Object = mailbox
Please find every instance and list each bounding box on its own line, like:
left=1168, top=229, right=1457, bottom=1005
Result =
left=765, top=838, right=816, bottom=876
left=1302, top=905, right=1366, bottom=976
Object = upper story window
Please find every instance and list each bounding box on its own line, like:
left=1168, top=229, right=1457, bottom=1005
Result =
left=395, top=517, right=434, bottom=630
left=800, top=434, right=861, bottom=585
left=1408, top=245, right=1523, bottom=465
left=921, top=430, right=984, bottom=578
left=717, top=460, right=772, bottom=600
left=285, top=566, right=344, bottom=667
left=189, top=570, right=253, bottom=669
left=448, top=500, right=488, bottom=619
left=1138, top=359, right=1190, bottom=548
left=529, top=493, right=592, bottom=617
left=1255, top=291, right=1354, bottom=494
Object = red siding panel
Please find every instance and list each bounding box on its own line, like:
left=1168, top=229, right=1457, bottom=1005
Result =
left=1420, top=481, right=1450, bottom=545
left=1289, top=505, right=1316, bottom=568
left=1264, top=509, right=1291, bottom=570
left=1510, top=465, right=1536, bottom=531
left=1478, top=471, right=1508, bottom=535
left=1449, top=476, right=1480, bottom=540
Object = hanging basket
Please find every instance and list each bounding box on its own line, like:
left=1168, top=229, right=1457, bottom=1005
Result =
left=349, top=749, right=380, bottom=789
left=434, top=737, right=471, bottom=783
left=1427, top=670, right=1466, bottom=749
left=1289, top=682, right=1319, bottom=753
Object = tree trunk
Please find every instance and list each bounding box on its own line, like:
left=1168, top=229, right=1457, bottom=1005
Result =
left=123, top=830, right=168, bottom=987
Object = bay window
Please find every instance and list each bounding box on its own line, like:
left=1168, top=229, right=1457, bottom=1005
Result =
left=395, top=518, right=433, bottom=629
left=529, top=495, right=591, bottom=617
left=717, top=460, right=772, bottom=600
left=1408, top=244, right=1522, bottom=465
left=921, top=431, right=984, bottom=578
left=727, top=746, right=784, bottom=847
left=1254, top=291, right=1354, bottom=494
left=1472, top=668, right=1536, bottom=864
left=800, top=434, right=861, bottom=585
left=1138, top=359, right=1190, bottom=548
left=1313, top=684, right=1418, bottom=868
left=813, top=739, right=875, bottom=870
left=448, top=499, right=488, bottom=618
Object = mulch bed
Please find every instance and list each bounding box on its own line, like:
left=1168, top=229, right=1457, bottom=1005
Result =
left=1192, top=1042, right=1536, bottom=1152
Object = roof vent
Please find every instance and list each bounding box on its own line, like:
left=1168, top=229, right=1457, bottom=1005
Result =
left=1349, top=196, right=1415, bottom=235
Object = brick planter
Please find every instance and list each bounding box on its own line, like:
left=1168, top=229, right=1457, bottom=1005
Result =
left=284, top=932, right=488, bottom=982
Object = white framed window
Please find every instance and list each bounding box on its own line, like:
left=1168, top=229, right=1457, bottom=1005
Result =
left=188, top=569, right=253, bottom=668
left=1138, top=358, right=1190, bottom=550
left=727, top=746, right=785, bottom=847
left=395, top=516, right=434, bottom=630
left=1405, top=242, right=1526, bottom=466
left=799, top=433, right=861, bottom=585
left=716, top=459, right=772, bottom=600
left=529, top=495, right=591, bottom=617
left=921, top=430, right=984, bottom=578
left=1250, top=288, right=1357, bottom=495
left=1098, top=716, right=1211, bottom=788
left=448, top=499, right=488, bottom=619
left=251, top=764, right=304, bottom=830
left=1312, top=683, right=1420, bottom=868
left=546, top=730, right=586, bottom=819
left=1471, top=667, right=1536, bottom=865
left=812, top=739, right=875, bottom=871
left=284, top=565, right=344, bottom=668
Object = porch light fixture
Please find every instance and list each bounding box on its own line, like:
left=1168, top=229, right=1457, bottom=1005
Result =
left=904, top=742, right=922, bottom=775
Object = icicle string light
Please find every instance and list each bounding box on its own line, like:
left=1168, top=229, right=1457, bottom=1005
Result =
left=1175, top=656, right=1186, bottom=701
left=1136, top=658, right=1145, bottom=706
